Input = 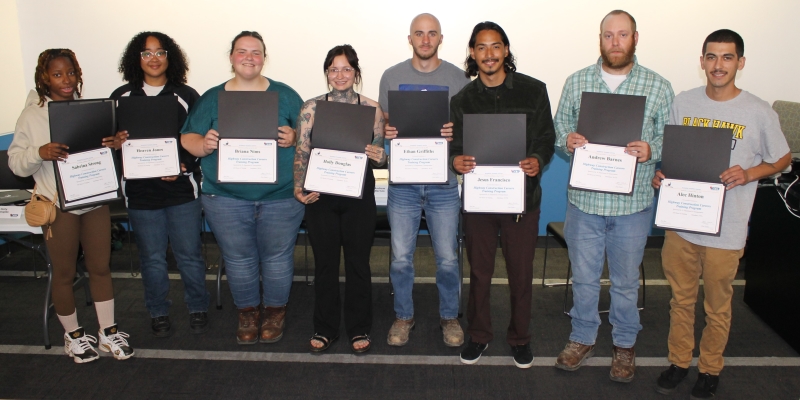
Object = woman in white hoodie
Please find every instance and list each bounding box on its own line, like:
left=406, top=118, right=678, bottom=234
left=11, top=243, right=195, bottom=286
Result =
left=8, top=49, right=134, bottom=364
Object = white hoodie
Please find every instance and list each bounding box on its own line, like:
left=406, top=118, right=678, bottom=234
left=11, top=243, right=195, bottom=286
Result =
left=8, top=90, right=94, bottom=215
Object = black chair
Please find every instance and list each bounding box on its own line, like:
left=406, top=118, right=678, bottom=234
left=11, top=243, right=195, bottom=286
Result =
left=0, top=150, right=92, bottom=349
left=541, top=222, right=645, bottom=317
left=107, top=199, right=135, bottom=276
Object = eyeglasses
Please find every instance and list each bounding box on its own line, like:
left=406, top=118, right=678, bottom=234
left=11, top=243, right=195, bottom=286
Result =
left=327, top=67, right=355, bottom=76
left=140, top=50, right=168, bottom=60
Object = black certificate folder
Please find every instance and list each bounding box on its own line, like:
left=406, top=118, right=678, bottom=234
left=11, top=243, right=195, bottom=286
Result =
left=463, top=114, right=526, bottom=165
left=49, top=99, right=116, bottom=153
left=312, top=101, right=375, bottom=153
left=388, top=91, right=449, bottom=138
left=218, top=91, right=279, bottom=139
left=660, top=125, right=731, bottom=184
left=576, top=92, right=646, bottom=146
left=117, top=96, right=180, bottom=138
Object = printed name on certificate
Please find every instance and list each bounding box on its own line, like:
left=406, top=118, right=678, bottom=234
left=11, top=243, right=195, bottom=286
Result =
left=122, top=138, right=180, bottom=179
left=389, top=138, right=448, bottom=184
left=569, top=143, right=637, bottom=194
left=655, top=179, right=725, bottom=235
left=463, top=166, right=525, bottom=214
left=56, top=148, right=119, bottom=202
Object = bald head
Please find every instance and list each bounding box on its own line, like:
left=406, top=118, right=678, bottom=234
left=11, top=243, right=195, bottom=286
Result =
left=410, top=13, right=442, bottom=34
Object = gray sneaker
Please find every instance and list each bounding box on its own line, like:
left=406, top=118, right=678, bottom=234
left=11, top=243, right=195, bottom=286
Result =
left=387, top=318, right=415, bottom=346
left=440, top=318, right=464, bottom=347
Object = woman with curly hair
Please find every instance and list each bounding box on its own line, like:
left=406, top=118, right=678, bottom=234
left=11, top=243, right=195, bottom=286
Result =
left=107, top=31, right=208, bottom=338
left=8, top=49, right=134, bottom=363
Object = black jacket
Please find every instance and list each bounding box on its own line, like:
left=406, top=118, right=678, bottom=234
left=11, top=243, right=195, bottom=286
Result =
left=110, top=82, right=201, bottom=210
left=449, top=72, right=556, bottom=212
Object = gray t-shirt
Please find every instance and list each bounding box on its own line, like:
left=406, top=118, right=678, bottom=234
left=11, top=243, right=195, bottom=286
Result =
left=669, top=86, right=790, bottom=250
left=378, top=59, right=470, bottom=116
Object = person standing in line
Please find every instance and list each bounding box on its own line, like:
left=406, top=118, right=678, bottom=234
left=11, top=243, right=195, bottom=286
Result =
left=181, top=31, right=304, bottom=345
left=379, top=13, right=470, bottom=348
left=294, top=45, right=386, bottom=353
left=553, top=10, right=674, bottom=383
left=107, top=31, right=209, bottom=338
left=450, top=21, right=555, bottom=368
left=9, top=49, right=134, bottom=363
left=652, top=29, right=789, bottom=399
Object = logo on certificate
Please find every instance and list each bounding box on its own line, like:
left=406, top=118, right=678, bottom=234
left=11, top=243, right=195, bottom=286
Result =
left=710, top=186, right=720, bottom=191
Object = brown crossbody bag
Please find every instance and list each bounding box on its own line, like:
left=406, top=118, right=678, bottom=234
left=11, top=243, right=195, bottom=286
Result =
left=25, top=184, right=57, bottom=238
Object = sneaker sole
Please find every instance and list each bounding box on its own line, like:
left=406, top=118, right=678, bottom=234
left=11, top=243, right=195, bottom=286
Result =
left=514, top=358, right=534, bottom=369
left=459, top=344, right=488, bottom=365
left=554, top=348, right=595, bottom=372
left=99, top=344, right=134, bottom=360
left=68, top=350, right=99, bottom=364
left=387, top=323, right=414, bottom=347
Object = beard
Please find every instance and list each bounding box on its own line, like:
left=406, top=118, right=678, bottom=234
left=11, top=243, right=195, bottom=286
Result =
left=413, top=46, right=438, bottom=61
left=600, top=42, right=636, bottom=70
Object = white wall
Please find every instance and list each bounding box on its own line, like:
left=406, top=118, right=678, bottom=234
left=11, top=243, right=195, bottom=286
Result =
left=11, top=0, right=800, bottom=108
left=0, top=0, right=27, bottom=133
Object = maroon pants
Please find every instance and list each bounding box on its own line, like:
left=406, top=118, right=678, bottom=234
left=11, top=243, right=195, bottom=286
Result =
left=464, top=209, right=539, bottom=346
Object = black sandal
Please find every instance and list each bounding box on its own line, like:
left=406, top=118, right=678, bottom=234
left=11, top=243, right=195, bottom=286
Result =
left=309, top=334, right=338, bottom=353
left=350, top=334, right=371, bottom=354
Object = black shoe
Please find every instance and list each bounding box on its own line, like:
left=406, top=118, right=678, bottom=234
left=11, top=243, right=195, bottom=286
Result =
left=460, top=341, right=488, bottom=365
left=691, top=373, right=719, bottom=399
left=189, top=312, right=209, bottom=334
left=655, top=364, right=689, bottom=395
left=512, top=343, right=533, bottom=369
left=151, top=316, right=172, bottom=338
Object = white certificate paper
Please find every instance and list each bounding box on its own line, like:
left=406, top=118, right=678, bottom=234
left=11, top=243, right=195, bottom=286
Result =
left=217, top=139, right=277, bottom=184
left=121, top=138, right=180, bottom=179
left=569, top=143, right=637, bottom=195
left=56, top=148, right=119, bottom=202
left=463, top=166, right=525, bottom=214
left=389, top=138, right=448, bottom=184
left=0, top=206, right=23, bottom=219
left=655, top=179, right=726, bottom=235
left=304, top=148, right=368, bottom=198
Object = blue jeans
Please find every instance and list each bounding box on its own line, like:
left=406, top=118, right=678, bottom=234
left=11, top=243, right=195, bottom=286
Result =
left=387, top=176, right=461, bottom=320
left=128, top=199, right=209, bottom=317
left=564, top=202, right=653, bottom=348
left=201, top=195, right=304, bottom=309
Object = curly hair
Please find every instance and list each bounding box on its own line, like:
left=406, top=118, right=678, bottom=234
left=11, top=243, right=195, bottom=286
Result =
left=34, top=49, right=83, bottom=106
left=464, top=21, right=516, bottom=78
left=118, top=31, right=189, bottom=87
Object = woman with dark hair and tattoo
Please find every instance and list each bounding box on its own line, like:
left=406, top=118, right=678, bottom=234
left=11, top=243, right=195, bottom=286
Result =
left=9, top=49, right=134, bottom=363
left=106, top=31, right=208, bottom=338
left=181, top=31, right=304, bottom=345
left=294, top=44, right=386, bottom=353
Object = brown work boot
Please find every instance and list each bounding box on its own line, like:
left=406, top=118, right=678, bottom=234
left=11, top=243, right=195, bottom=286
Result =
left=259, top=305, right=286, bottom=343
left=236, top=306, right=260, bottom=345
left=610, top=345, right=636, bottom=383
left=555, top=340, right=595, bottom=371
left=386, top=318, right=415, bottom=346
left=440, top=318, right=464, bottom=347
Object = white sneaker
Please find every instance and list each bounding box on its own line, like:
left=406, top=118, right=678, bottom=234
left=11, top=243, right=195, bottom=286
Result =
left=63, top=327, right=99, bottom=364
left=98, top=324, right=135, bottom=360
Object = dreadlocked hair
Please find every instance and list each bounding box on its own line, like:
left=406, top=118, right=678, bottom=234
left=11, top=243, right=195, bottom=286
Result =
left=118, top=31, right=189, bottom=88
left=34, top=49, right=83, bottom=107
